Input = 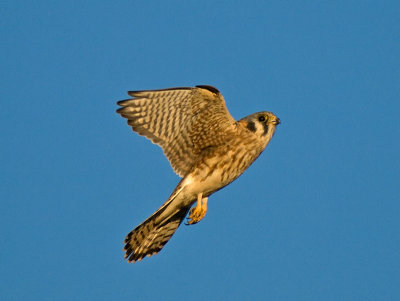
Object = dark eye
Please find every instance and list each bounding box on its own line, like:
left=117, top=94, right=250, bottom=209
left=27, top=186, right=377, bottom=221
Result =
left=258, top=116, right=265, bottom=122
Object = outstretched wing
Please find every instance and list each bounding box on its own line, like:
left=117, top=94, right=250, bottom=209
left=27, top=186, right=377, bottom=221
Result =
left=116, top=85, right=236, bottom=177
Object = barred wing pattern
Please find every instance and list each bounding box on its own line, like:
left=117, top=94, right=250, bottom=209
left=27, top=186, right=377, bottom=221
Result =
left=117, top=85, right=236, bottom=177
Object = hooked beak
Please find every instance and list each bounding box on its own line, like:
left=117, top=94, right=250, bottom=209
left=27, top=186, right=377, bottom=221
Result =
left=274, top=118, right=281, bottom=125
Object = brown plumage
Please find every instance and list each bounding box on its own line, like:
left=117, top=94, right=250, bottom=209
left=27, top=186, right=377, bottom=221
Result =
left=117, top=85, right=280, bottom=263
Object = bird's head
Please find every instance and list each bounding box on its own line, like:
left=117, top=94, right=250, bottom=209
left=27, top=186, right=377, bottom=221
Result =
left=239, top=111, right=280, bottom=146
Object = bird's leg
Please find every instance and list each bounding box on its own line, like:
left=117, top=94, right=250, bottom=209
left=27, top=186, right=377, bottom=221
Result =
left=186, top=193, right=208, bottom=225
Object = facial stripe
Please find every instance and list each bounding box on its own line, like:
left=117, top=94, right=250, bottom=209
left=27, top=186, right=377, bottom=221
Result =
left=246, top=121, right=256, bottom=132
left=262, top=122, right=269, bottom=136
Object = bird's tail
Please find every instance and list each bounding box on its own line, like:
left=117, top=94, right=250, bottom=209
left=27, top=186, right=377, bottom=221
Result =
left=123, top=204, right=190, bottom=263
left=123, top=181, right=191, bottom=263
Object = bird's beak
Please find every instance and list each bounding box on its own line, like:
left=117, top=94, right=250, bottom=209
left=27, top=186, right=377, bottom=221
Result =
left=274, top=118, right=281, bottom=125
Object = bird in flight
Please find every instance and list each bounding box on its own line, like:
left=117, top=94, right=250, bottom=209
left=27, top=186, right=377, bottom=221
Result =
left=117, top=85, right=280, bottom=263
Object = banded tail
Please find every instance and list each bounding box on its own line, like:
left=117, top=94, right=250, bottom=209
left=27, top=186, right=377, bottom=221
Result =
left=123, top=204, right=190, bottom=263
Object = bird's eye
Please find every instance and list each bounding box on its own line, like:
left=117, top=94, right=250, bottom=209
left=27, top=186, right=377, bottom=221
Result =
left=258, top=116, right=266, bottom=122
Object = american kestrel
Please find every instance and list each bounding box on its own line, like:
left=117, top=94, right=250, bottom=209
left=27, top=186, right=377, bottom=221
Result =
left=117, top=85, right=280, bottom=263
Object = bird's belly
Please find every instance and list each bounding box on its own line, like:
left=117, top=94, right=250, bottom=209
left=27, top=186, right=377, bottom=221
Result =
left=186, top=157, right=247, bottom=197
left=187, top=170, right=228, bottom=197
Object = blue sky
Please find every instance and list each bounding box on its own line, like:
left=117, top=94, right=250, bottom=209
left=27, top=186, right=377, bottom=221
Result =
left=1, top=1, right=399, bottom=300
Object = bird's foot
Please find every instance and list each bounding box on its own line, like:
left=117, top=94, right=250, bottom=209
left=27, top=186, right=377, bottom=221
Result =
left=186, top=197, right=208, bottom=225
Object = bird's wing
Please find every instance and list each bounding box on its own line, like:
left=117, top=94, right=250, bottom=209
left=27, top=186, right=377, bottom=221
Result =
left=117, top=85, right=236, bottom=177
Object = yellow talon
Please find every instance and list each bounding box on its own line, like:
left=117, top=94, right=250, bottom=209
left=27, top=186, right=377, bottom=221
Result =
left=187, top=194, right=208, bottom=225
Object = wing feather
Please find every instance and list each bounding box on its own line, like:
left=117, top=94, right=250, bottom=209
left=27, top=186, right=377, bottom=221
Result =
left=117, top=85, right=236, bottom=177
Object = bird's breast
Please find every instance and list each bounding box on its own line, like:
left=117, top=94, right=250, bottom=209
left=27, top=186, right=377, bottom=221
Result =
left=186, top=141, right=263, bottom=197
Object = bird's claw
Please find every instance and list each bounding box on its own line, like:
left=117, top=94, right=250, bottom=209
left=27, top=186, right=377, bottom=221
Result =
left=186, top=199, right=207, bottom=225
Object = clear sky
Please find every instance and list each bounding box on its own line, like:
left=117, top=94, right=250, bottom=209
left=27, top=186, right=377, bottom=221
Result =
left=1, top=1, right=399, bottom=300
